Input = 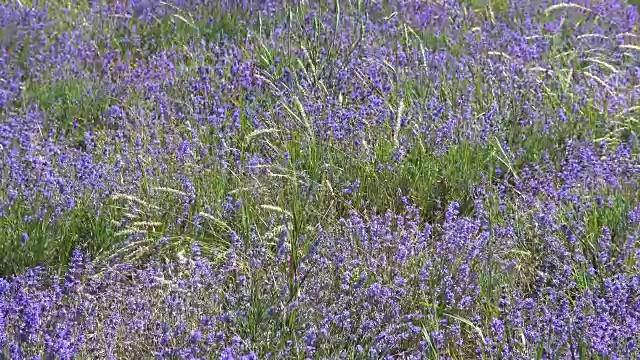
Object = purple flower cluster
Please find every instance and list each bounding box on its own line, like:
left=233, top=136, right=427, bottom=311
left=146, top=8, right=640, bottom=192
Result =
left=1, top=193, right=639, bottom=358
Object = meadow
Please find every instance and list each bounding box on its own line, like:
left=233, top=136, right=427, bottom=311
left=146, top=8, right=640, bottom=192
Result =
left=1, top=0, right=640, bottom=358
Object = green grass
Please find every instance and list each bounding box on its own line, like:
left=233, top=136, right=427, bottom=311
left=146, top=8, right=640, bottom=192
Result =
left=21, top=78, right=113, bottom=138
left=0, top=202, right=121, bottom=276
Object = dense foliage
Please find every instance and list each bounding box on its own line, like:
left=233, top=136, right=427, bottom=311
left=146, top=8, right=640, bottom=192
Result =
left=1, top=0, right=640, bottom=358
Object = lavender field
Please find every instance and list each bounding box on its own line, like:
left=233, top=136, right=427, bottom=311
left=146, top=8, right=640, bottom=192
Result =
left=1, top=0, right=640, bottom=358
